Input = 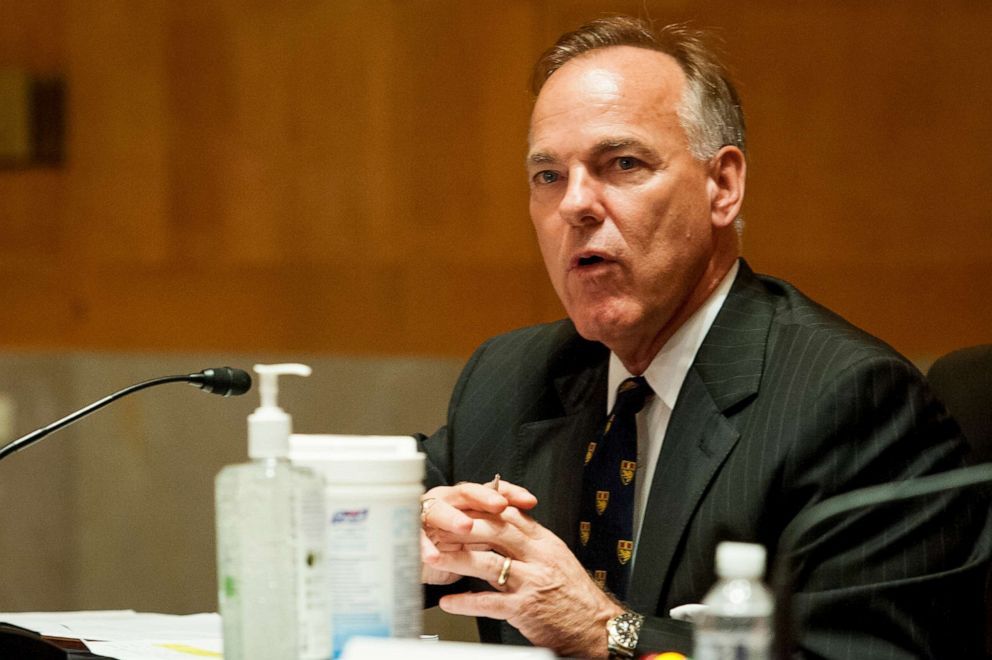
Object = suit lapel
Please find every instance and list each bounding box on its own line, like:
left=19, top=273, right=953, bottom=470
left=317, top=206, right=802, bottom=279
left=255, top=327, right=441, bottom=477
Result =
left=627, top=371, right=740, bottom=610
left=514, top=333, right=608, bottom=545
left=629, top=260, right=774, bottom=611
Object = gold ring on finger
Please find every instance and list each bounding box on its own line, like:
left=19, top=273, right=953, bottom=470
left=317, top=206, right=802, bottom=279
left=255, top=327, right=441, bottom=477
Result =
left=497, top=555, right=513, bottom=587
left=420, top=497, right=436, bottom=526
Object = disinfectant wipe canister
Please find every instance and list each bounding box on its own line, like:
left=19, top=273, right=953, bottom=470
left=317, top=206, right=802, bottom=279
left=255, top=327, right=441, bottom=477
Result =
left=289, top=434, right=425, bottom=659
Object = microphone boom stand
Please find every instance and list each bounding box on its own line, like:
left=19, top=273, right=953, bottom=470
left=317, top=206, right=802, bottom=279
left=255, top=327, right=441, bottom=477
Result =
left=0, top=367, right=250, bottom=463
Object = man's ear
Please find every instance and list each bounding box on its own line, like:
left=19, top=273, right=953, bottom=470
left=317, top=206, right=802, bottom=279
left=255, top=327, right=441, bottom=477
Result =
left=706, top=145, right=746, bottom=229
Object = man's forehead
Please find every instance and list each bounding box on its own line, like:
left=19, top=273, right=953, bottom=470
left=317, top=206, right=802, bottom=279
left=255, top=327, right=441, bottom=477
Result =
left=534, top=45, right=685, bottom=109
left=527, top=46, right=686, bottom=154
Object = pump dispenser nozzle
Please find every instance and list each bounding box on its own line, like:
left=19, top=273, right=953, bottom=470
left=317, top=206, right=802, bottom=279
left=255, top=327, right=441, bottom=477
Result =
left=249, top=363, right=312, bottom=459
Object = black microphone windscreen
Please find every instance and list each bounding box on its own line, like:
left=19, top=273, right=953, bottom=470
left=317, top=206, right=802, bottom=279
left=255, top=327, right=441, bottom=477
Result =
left=197, top=367, right=252, bottom=396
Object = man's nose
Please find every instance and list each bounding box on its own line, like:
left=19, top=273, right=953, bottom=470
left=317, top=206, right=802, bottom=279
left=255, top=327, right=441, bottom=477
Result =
left=559, top=169, right=605, bottom=227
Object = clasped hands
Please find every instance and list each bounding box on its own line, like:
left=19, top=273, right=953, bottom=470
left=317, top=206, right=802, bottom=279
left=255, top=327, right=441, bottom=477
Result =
left=419, top=478, right=624, bottom=658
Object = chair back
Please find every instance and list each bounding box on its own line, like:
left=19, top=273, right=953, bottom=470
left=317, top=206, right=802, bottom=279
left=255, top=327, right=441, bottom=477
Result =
left=927, top=344, right=992, bottom=658
left=927, top=344, right=992, bottom=465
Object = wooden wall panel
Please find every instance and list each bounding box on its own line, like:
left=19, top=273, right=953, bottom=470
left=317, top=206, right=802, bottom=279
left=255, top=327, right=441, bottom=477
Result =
left=1, top=0, right=989, bottom=359
left=0, top=0, right=66, bottom=268
left=736, top=3, right=992, bottom=359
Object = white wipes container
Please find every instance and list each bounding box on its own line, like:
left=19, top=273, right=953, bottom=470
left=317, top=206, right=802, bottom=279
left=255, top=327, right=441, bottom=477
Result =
left=290, top=434, right=426, bottom=659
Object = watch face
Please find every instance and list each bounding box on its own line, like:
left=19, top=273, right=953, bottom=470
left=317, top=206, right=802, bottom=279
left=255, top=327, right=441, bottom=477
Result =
left=616, top=622, right=636, bottom=644
left=609, top=612, right=644, bottom=652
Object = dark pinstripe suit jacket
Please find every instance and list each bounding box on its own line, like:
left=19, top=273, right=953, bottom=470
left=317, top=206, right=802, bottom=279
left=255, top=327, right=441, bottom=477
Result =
left=420, top=260, right=991, bottom=659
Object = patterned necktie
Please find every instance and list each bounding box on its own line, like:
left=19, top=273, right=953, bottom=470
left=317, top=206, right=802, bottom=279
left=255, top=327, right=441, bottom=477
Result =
left=577, top=376, right=653, bottom=601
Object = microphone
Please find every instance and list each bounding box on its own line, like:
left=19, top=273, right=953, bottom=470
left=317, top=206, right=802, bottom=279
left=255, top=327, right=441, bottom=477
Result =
left=0, top=367, right=252, bottom=463
left=771, top=463, right=992, bottom=658
left=187, top=366, right=253, bottom=396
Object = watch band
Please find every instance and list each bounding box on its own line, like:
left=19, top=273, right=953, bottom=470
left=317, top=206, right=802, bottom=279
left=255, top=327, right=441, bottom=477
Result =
left=606, top=610, right=644, bottom=658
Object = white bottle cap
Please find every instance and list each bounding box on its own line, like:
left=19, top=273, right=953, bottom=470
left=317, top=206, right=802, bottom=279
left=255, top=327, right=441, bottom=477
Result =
left=248, top=363, right=311, bottom=459
left=715, top=541, right=767, bottom=579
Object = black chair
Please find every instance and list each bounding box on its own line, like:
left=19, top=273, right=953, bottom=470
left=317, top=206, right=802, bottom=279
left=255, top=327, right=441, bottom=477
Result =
left=927, top=344, right=992, bottom=657
left=927, top=344, right=992, bottom=465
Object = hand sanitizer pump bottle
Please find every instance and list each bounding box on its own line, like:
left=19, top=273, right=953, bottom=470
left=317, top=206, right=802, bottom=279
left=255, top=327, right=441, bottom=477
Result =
left=215, top=364, right=330, bottom=660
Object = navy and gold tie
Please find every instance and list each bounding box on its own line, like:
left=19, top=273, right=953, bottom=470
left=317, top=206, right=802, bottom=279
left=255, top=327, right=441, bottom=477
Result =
left=577, top=376, right=653, bottom=601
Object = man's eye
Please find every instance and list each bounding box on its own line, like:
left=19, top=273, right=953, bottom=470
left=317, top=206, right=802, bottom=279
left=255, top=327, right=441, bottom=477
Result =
left=616, top=157, right=638, bottom=170
left=536, top=170, right=559, bottom=184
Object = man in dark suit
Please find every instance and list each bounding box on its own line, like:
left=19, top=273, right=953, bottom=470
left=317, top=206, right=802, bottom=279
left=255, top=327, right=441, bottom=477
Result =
left=416, top=16, right=990, bottom=659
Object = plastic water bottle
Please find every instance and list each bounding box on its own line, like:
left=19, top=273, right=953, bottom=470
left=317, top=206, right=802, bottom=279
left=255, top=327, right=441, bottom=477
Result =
left=693, top=541, right=774, bottom=660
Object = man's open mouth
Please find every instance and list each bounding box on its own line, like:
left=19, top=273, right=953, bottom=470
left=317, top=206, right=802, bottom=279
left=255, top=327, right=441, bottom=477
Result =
left=577, top=255, right=606, bottom=267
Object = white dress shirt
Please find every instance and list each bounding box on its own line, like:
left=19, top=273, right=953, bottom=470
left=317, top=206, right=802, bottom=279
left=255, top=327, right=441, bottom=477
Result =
left=606, top=261, right=739, bottom=560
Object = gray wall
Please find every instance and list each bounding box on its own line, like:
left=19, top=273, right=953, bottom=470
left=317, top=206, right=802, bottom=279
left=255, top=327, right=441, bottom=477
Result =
left=0, top=352, right=462, bottom=616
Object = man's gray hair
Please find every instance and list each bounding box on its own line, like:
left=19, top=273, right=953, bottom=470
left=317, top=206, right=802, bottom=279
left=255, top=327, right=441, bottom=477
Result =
left=531, top=16, right=746, bottom=159
left=531, top=16, right=747, bottom=233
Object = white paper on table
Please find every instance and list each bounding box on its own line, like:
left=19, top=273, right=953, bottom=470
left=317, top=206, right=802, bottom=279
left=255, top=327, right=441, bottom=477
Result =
left=0, top=610, right=223, bottom=657
left=0, top=610, right=137, bottom=639
left=85, top=639, right=223, bottom=659
left=68, top=612, right=220, bottom=642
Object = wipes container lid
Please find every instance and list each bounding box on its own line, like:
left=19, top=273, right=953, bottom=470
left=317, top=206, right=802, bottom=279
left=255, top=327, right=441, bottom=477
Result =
left=289, top=434, right=425, bottom=483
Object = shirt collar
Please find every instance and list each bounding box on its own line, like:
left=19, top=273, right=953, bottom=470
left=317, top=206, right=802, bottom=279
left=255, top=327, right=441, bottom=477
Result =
left=608, top=260, right=740, bottom=411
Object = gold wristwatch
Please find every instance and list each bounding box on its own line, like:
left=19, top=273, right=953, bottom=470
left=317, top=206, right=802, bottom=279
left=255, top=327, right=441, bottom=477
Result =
left=606, top=610, right=644, bottom=658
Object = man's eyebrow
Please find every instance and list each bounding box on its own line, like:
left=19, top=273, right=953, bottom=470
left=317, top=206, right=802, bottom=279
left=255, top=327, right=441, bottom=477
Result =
left=591, top=138, right=649, bottom=156
left=526, top=151, right=558, bottom=167
left=526, top=139, right=653, bottom=168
